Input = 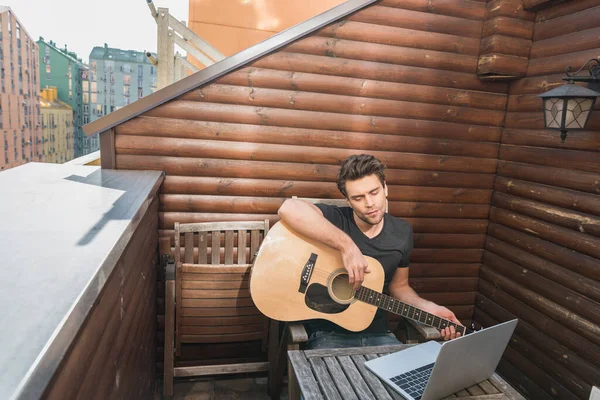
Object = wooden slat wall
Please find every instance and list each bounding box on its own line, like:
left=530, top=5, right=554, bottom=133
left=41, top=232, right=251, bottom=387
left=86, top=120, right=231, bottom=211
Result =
left=476, top=2, right=600, bottom=399
left=116, top=1, right=503, bottom=335
left=43, top=197, right=160, bottom=400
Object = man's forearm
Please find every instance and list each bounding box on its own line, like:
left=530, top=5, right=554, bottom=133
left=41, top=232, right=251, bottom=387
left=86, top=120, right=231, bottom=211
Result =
left=390, top=285, right=437, bottom=313
left=278, top=199, right=354, bottom=253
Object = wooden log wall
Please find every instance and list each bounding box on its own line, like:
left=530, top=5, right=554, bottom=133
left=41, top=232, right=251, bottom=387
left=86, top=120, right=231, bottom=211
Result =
left=476, top=1, right=600, bottom=399
left=477, top=0, right=534, bottom=79
left=43, top=197, right=160, bottom=400
left=114, top=0, right=505, bottom=366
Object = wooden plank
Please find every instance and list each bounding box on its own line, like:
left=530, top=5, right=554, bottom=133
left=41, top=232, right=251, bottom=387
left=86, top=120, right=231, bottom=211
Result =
left=478, top=379, right=500, bottom=394
left=477, top=54, right=528, bottom=78
left=159, top=177, right=494, bottom=204
left=182, top=264, right=251, bottom=273
left=174, top=361, right=269, bottom=377
left=120, top=153, right=497, bottom=187
left=500, top=128, right=600, bottom=153
left=410, top=249, right=483, bottom=263
left=536, top=0, right=600, bottom=22
left=182, top=298, right=256, bottom=307
left=410, top=263, right=480, bottom=277
left=182, top=288, right=250, bottom=299
left=307, top=357, right=343, bottom=400
left=350, top=354, right=394, bottom=400
left=486, top=0, right=535, bottom=21
left=181, top=279, right=249, bottom=290
left=379, top=0, right=487, bottom=20
left=533, top=5, right=600, bottom=41
left=487, top=222, right=600, bottom=281
left=527, top=48, right=600, bottom=77
left=499, top=144, right=600, bottom=175
left=211, top=231, right=220, bottom=265
left=350, top=5, right=484, bottom=38
left=180, top=323, right=264, bottom=335
left=489, top=373, right=527, bottom=400
left=237, top=229, right=247, bottom=264
left=184, top=232, right=194, bottom=263
left=182, top=306, right=260, bottom=317
left=124, top=114, right=503, bottom=147
left=336, top=355, right=376, bottom=399
left=480, top=266, right=600, bottom=345
left=315, top=21, right=481, bottom=56
left=492, top=191, right=600, bottom=237
left=284, top=36, right=479, bottom=74
left=289, top=351, right=323, bottom=400
left=485, top=236, right=600, bottom=303
left=181, top=315, right=265, bottom=326
left=181, top=332, right=265, bottom=343
left=479, top=35, right=532, bottom=58
left=121, top=136, right=499, bottom=175
left=99, top=128, right=116, bottom=169
left=224, top=230, right=234, bottom=264
left=482, top=17, right=534, bottom=40
left=490, top=207, right=600, bottom=259
left=251, top=51, right=508, bottom=93
left=181, top=272, right=249, bottom=282
left=198, top=231, right=207, bottom=263
left=179, top=221, right=266, bottom=232
left=250, top=229, right=260, bottom=262
left=323, top=357, right=360, bottom=400
left=497, top=160, right=600, bottom=195
left=530, top=26, right=600, bottom=59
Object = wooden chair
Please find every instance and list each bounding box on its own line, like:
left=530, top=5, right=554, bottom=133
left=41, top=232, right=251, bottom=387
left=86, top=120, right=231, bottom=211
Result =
left=270, top=197, right=441, bottom=399
left=163, top=220, right=278, bottom=398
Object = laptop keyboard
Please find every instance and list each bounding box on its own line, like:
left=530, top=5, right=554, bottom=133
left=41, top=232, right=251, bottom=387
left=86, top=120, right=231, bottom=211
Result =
left=389, top=362, right=434, bottom=400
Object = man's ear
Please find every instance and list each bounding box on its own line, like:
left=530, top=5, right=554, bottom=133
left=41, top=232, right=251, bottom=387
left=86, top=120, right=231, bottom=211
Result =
left=384, top=182, right=388, bottom=197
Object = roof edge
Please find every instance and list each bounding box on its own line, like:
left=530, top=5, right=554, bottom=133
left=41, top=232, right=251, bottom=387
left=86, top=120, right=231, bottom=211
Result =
left=83, top=0, right=377, bottom=137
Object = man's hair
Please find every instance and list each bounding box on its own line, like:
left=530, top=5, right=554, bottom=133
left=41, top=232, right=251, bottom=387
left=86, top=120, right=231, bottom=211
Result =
left=336, top=154, right=386, bottom=197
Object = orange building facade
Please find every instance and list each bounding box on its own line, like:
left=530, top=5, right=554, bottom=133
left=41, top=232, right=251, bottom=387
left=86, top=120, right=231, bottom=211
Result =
left=187, top=0, right=346, bottom=68
left=0, top=7, right=41, bottom=171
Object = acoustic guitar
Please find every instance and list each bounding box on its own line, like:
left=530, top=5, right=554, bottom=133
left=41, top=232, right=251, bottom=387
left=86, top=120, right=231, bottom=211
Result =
left=250, top=221, right=470, bottom=335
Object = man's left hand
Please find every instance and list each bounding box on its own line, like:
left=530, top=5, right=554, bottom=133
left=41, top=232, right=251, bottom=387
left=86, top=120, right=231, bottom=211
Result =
left=427, top=304, right=463, bottom=341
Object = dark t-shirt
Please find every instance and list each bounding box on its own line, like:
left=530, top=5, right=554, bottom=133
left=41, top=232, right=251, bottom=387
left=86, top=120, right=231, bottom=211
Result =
left=304, top=204, right=414, bottom=334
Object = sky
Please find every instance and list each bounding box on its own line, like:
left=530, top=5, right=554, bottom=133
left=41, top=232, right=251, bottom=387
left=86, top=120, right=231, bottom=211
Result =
left=7, top=0, right=189, bottom=63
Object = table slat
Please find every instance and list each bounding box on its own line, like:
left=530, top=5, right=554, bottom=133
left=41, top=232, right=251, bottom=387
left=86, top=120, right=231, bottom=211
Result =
left=478, top=380, right=500, bottom=394
left=308, top=357, right=343, bottom=400
left=337, top=355, right=376, bottom=400
left=288, top=351, right=322, bottom=400
left=323, top=357, right=359, bottom=400
left=350, top=354, right=395, bottom=400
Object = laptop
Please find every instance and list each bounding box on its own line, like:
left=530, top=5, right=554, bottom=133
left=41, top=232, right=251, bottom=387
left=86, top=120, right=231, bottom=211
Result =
left=365, top=319, right=518, bottom=400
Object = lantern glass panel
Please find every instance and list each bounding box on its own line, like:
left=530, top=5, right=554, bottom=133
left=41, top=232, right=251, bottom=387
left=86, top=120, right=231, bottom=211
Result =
left=565, top=98, right=594, bottom=129
left=544, top=97, right=565, bottom=129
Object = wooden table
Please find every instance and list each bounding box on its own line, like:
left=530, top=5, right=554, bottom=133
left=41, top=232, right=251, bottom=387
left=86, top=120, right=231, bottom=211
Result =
left=288, top=344, right=525, bottom=400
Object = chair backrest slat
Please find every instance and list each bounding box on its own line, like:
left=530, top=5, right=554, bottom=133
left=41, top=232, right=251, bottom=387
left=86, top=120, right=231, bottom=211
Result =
left=184, top=232, right=194, bottom=264
left=211, top=231, right=220, bottom=264
left=198, top=232, right=208, bottom=264
left=224, top=231, right=234, bottom=264
left=250, top=230, right=260, bottom=262
left=237, top=229, right=247, bottom=264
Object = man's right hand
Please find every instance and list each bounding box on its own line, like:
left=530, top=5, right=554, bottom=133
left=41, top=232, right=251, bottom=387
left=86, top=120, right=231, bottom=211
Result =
left=341, top=245, right=370, bottom=290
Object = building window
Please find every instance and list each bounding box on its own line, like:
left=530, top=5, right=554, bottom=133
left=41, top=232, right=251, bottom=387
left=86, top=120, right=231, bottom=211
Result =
left=122, top=63, right=131, bottom=73
left=123, top=75, right=130, bottom=86
left=137, top=88, right=143, bottom=98
left=150, top=66, right=155, bottom=75
left=46, top=64, right=51, bottom=80
left=138, top=64, right=143, bottom=77
left=105, top=60, right=115, bottom=71
left=123, top=86, right=130, bottom=96
left=83, top=93, right=89, bottom=103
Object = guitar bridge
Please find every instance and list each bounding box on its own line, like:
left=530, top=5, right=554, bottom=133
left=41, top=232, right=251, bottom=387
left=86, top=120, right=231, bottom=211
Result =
left=298, top=253, right=317, bottom=293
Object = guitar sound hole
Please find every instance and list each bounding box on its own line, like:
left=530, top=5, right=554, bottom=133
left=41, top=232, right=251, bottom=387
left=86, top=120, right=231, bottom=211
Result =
left=331, top=273, right=354, bottom=302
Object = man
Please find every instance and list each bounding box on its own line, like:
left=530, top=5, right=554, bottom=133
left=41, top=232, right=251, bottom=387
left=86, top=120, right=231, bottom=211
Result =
left=278, top=154, right=462, bottom=349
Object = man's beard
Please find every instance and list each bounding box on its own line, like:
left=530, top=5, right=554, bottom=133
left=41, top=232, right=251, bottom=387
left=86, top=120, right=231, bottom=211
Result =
left=355, top=208, right=384, bottom=226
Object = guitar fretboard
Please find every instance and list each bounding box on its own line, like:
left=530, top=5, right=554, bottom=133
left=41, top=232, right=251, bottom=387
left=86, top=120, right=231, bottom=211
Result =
left=355, top=286, right=469, bottom=336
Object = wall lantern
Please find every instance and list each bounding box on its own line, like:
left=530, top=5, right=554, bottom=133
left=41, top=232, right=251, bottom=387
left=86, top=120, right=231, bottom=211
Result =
left=538, top=58, right=600, bottom=143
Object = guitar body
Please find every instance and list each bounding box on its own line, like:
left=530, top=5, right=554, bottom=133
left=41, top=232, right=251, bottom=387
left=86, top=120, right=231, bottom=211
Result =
left=250, top=221, right=385, bottom=332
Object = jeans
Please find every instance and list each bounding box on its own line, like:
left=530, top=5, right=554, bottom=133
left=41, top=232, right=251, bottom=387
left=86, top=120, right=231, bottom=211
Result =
left=305, top=330, right=401, bottom=350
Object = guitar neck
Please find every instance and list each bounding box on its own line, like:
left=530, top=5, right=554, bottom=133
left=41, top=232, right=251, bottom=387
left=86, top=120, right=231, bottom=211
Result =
left=355, top=286, right=470, bottom=336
